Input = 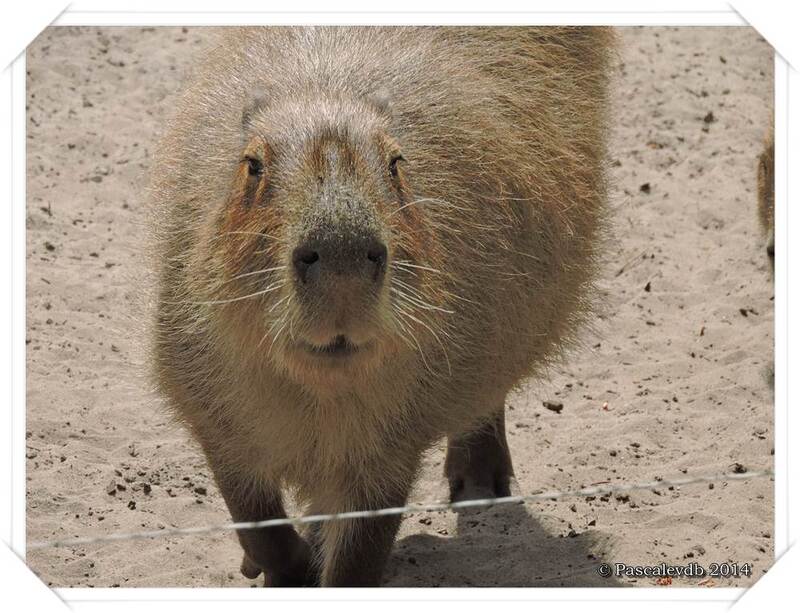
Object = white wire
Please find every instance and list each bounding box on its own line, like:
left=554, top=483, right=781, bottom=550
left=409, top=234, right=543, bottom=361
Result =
left=27, top=469, right=772, bottom=551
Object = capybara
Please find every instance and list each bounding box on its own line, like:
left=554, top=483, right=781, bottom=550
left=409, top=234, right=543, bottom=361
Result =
left=757, top=126, right=775, bottom=268
left=149, top=26, right=614, bottom=586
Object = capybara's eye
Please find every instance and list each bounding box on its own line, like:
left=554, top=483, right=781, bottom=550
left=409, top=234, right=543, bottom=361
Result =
left=389, top=154, right=404, bottom=178
left=245, top=156, right=263, bottom=177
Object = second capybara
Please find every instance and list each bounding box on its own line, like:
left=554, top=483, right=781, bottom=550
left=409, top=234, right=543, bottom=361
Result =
left=757, top=126, right=775, bottom=268
left=149, top=26, right=614, bottom=586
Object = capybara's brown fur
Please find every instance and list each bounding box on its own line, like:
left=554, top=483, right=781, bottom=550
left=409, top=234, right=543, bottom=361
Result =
left=757, top=126, right=775, bottom=267
left=149, top=26, right=614, bottom=586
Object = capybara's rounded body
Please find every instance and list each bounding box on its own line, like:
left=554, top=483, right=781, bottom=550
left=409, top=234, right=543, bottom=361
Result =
left=150, top=26, right=614, bottom=586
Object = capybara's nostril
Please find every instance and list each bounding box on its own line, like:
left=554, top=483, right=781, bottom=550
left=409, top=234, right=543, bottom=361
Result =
left=767, top=240, right=775, bottom=261
left=366, top=241, right=388, bottom=282
left=293, top=245, right=320, bottom=284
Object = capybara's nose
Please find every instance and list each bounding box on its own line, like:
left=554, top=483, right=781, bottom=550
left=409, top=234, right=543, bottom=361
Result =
left=766, top=239, right=775, bottom=261
left=292, top=237, right=387, bottom=285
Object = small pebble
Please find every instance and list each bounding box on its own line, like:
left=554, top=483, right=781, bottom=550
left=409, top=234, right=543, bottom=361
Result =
left=543, top=401, right=563, bottom=414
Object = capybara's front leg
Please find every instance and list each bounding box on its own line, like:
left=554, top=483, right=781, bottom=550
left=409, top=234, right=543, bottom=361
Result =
left=445, top=406, right=514, bottom=502
left=320, top=513, right=404, bottom=586
left=318, top=465, right=417, bottom=586
left=209, top=462, right=317, bottom=586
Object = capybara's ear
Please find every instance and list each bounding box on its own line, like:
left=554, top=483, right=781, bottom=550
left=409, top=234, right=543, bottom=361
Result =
left=241, top=88, right=268, bottom=131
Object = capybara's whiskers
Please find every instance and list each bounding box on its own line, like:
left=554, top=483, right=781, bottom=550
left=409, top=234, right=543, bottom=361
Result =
left=271, top=317, right=292, bottom=353
left=227, top=266, right=286, bottom=283
left=392, top=309, right=436, bottom=377
left=392, top=274, right=468, bottom=308
left=268, top=294, right=290, bottom=314
left=192, top=281, right=284, bottom=306
left=392, top=301, right=452, bottom=376
left=262, top=312, right=290, bottom=353
left=390, top=285, right=453, bottom=315
left=443, top=289, right=477, bottom=305
left=391, top=261, right=442, bottom=275
left=388, top=262, right=418, bottom=277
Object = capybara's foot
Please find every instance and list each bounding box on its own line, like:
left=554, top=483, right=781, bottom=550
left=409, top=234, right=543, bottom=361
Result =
left=445, top=409, right=513, bottom=503
left=239, top=550, right=319, bottom=587
left=447, top=461, right=513, bottom=502
left=262, top=565, right=319, bottom=587
left=240, top=553, right=262, bottom=579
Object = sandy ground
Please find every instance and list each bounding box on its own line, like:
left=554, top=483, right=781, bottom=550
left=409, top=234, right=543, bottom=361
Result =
left=25, top=26, right=774, bottom=588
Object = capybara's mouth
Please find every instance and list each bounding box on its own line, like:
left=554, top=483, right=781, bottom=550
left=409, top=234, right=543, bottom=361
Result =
left=300, top=335, right=362, bottom=358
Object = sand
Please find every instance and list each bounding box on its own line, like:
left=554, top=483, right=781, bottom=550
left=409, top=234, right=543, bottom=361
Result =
left=25, top=26, right=774, bottom=588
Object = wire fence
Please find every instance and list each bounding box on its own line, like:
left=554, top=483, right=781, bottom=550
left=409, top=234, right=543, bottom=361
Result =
left=28, top=468, right=773, bottom=551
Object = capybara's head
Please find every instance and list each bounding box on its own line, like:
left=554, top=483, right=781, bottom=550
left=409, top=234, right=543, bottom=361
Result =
left=204, top=93, right=445, bottom=385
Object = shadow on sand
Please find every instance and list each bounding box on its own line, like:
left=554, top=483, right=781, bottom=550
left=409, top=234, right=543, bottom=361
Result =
left=384, top=499, right=624, bottom=587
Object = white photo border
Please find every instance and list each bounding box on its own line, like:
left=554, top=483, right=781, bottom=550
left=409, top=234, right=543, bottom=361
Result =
left=3, top=2, right=795, bottom=611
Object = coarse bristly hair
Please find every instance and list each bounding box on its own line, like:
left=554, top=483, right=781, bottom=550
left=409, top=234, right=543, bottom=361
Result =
left=148, top=26, right=615, bottom=575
